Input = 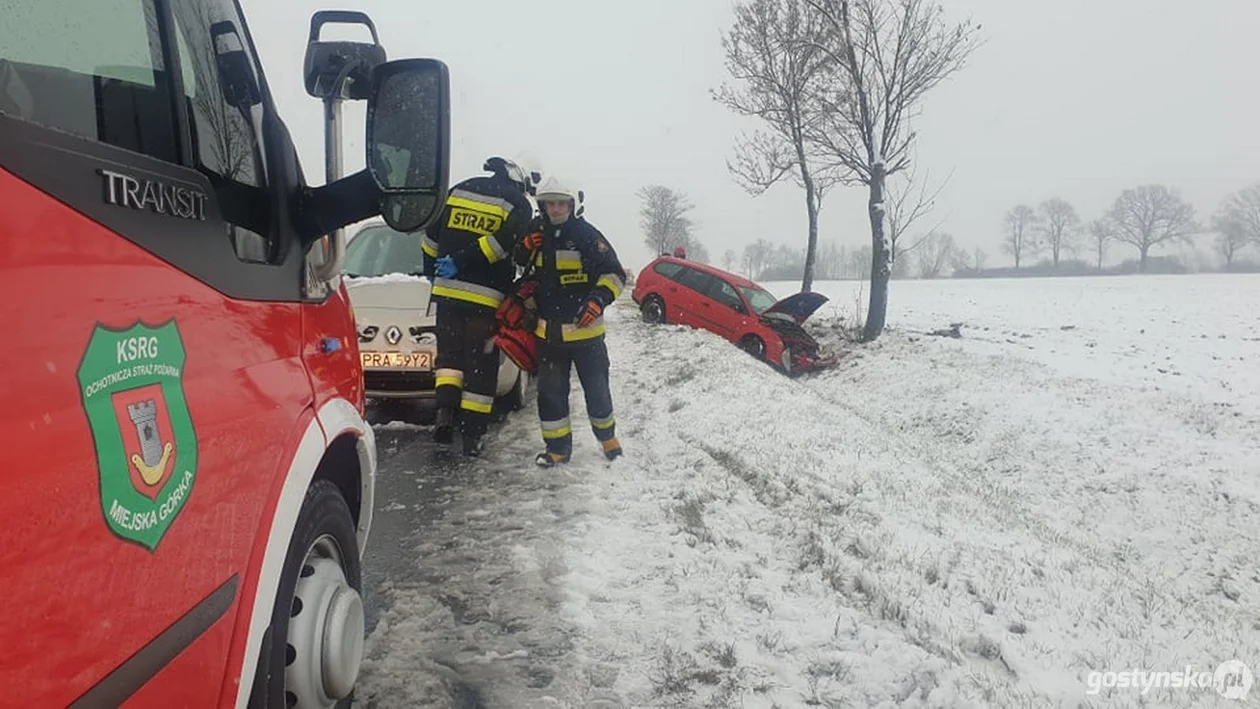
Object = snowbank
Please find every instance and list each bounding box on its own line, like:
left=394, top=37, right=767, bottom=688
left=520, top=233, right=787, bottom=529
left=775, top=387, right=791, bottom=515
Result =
left=358, top=279, right=1259, bottom=708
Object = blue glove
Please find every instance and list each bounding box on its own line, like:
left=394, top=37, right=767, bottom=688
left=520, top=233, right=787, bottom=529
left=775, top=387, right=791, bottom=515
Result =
left=434, top=255, right=458, bottom=279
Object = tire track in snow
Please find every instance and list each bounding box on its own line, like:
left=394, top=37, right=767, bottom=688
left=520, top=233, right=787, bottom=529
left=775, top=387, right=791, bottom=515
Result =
left=355, top=410, right=629, bottom=708
left=610, top=306, right=1240, bottom=706
left=797, top=329, right=1260, bottom=706
left=598, top=309, right=985, bottom=706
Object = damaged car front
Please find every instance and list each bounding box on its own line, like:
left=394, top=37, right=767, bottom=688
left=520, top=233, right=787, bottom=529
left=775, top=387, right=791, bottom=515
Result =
left=740, top=287, right=839, bottom=375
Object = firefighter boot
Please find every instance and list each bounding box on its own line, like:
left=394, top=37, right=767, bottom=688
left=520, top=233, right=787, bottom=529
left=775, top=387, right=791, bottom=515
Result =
left=433, top=407, right=455, bottom=445
left=535, top=450, right=570, bottom=468
left=601, top=437, right=623, bottom=461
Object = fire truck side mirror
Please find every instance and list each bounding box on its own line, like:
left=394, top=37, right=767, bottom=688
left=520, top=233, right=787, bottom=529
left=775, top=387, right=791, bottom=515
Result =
left=365, top=58, right=451, bottom=233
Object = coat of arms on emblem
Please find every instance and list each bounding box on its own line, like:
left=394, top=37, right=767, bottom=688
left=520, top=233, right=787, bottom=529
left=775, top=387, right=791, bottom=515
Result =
left=113, top=385, right=177, bottom=497
left=77, top=320, right=198, bottom=551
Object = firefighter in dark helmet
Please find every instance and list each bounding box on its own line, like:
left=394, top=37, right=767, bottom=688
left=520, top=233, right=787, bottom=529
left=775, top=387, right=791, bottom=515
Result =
left=422, top=156, right=536, bottom=456
left=514, top=176, right=626, bottom=466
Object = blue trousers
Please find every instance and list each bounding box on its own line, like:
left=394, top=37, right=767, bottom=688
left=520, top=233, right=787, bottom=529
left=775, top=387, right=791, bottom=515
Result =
left=536, top=338, right=616, bottom=454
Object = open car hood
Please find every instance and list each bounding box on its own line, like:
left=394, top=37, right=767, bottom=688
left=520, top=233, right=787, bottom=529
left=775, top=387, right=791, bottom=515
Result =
left=762, top=290, right=828, bottom=323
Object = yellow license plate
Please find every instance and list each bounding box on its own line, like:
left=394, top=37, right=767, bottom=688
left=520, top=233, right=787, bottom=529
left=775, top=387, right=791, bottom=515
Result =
left=360, top=351, right=433, bottom=370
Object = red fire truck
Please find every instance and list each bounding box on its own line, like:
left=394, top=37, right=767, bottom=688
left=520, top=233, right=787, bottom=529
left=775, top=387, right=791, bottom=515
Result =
left=0, top=2, right=449, bottom=707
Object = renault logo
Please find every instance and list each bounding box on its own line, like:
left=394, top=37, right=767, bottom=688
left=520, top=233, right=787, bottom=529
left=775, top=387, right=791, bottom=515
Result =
left=384, top=325, right=402, bottom=345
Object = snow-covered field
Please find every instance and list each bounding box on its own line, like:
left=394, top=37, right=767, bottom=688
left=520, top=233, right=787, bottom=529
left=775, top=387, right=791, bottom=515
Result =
left=765, top=274, right=1260, bottom=416
left=358, top=274, right=1260, bottom=708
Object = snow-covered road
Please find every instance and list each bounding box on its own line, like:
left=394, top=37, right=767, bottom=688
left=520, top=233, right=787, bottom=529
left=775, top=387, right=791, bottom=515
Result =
left=357, top=277, right=1259, bottom=708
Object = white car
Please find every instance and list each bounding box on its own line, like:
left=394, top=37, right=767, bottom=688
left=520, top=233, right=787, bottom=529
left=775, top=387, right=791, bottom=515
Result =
left=343, top=220, right=525, bottom=413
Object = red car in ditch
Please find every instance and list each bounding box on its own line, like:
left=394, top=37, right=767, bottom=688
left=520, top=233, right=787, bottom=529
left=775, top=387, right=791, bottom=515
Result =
left=631, top=256, right=838, bottom=374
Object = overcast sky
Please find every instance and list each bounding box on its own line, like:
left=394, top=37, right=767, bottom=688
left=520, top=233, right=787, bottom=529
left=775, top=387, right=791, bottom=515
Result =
left=241, top=0, right=1260, bottom=274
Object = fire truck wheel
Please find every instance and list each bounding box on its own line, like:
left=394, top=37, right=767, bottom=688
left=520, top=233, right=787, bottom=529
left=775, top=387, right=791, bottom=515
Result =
left=257, top=479, right=364, bottom=709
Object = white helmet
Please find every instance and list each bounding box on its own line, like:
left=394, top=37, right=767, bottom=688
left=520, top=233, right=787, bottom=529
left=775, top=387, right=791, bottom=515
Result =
left=534, top=175, right=577, bottom=204
left=483, top=156, right=537, bottom=195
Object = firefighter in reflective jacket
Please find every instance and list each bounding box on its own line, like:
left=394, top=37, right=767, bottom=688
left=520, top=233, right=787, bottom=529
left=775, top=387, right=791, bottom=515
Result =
left=514, top=176, right=626, bottom=466
left=422, top=156, right=535, bottom=456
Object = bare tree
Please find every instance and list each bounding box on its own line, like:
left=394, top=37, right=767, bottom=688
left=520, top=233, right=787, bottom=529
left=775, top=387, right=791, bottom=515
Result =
left=687, top=239, right=712, bottom=264
left=1001, top=204, right=1037, bottom=268
left=886, top=163, right=952, bottom=275
left=915, top=231, right=960, bottom=278
left=848, top=243, right=873, bottom=280
left=1212, top=221, right=1250, bottom=267
left=1089, top=218, right=1112, bottom=270
left=743, top=238, right=775, bottom=278
left=818, top=240, right=845, bottom=278
left=889, top=244, right=914, bottom=279
left=637, top=185, right=695, bottom=255
left=973, top=246, right=988, bottom=271
left=1106, top=184, right=1198, bottom=273
left=1213, top=183, right=1260, bottom=257
left=801, top=0, right=982, bottom=341
left=948, top=242, right=973, bottom=273
left=715, top=0, right=841, bottom=292
left=1037, top=197, right=1080, bottom=267
left=722, top=248, right=739, bottom=272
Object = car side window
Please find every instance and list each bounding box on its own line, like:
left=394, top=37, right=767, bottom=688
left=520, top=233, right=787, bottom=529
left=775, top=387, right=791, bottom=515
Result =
left=170, top=0, right=274, bottom=265
left=0, top=0, right=178, bottom=163
left=709, top=279, right=745, bottom=312
left=675, top=266, right=713, bottom=294
left=653, top=261, right=685, bottom=280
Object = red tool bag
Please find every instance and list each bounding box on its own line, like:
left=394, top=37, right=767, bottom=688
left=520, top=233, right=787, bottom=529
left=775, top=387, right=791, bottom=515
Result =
left=493, top=253, right=540, bottom=375
left=494, top=320, right=537, bottom=374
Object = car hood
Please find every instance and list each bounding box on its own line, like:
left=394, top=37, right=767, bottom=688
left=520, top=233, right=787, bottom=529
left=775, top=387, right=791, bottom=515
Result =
left=344, top=274, right=431, bottom=311
left=761, top=290, right=828, bottom=323
left=344, top=275, right=436, bottom=347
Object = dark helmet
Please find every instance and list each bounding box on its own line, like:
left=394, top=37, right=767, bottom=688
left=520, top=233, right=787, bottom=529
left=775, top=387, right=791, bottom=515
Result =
left=483, top=156, right=537, bottom=195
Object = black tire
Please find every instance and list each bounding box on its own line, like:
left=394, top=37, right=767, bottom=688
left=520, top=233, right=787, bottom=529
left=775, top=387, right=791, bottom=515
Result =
left=641, top=295, right=666, bottom=324
left=739, top=335, right=766, bottom=361
left=249, top=480, right=362, bottom=709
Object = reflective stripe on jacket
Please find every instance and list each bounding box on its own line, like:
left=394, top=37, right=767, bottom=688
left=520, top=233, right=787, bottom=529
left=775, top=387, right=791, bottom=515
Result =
left=423, top=174, right=532, bottom=310
left=516, top=216, right=626, bottom=344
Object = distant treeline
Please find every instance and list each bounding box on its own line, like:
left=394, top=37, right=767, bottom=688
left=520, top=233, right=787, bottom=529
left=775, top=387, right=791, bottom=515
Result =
left=951, top=256, right=1260, bottom=279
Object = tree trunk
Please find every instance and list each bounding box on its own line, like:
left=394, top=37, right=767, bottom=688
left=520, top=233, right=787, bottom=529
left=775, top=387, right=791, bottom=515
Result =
left=799, top=166, right=819, bottom=292
left=863, top=163, right=890, bottom=341
left=1139, top=245, right=1149, bottom=273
